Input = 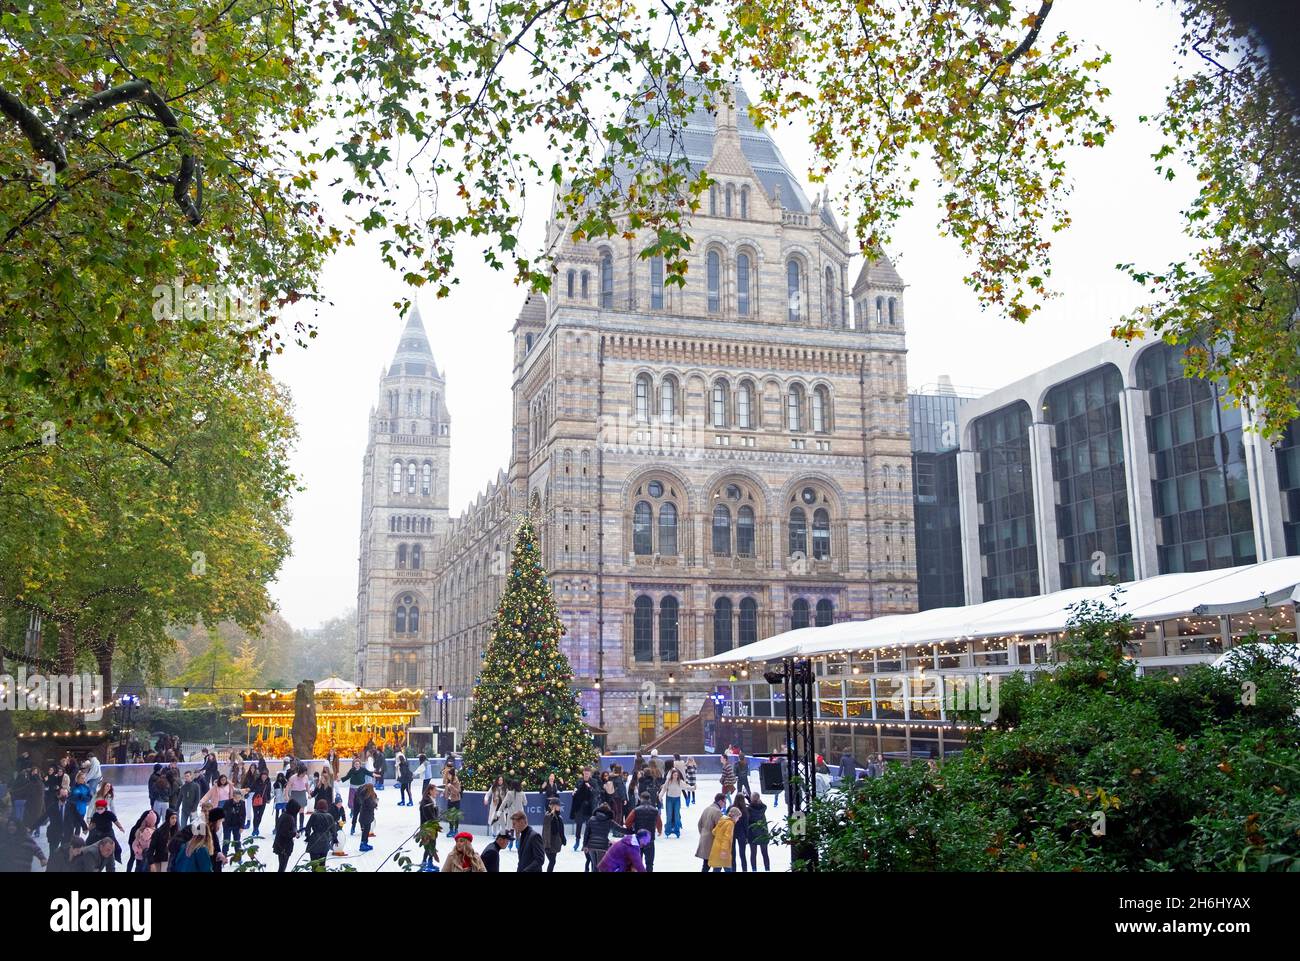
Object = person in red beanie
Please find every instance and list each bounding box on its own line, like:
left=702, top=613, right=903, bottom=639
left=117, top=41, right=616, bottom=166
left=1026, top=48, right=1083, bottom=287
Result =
left=441, top=831, right=486, bottom=872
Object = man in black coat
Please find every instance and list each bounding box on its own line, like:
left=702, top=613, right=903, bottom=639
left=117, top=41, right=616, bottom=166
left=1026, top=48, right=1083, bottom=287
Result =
left=568, top=766, right=596, bottom=851
left=480, top=831, right=510, bottom=873
left=44, top=787, right=85, bottom=856
left=510, top=811, right=545, bottom=872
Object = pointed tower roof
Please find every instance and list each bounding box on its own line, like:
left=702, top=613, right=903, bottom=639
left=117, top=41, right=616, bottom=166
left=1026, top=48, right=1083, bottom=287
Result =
left=852, top=252, right=905, bottom=293
left=389, top=303, right=441, bottom=378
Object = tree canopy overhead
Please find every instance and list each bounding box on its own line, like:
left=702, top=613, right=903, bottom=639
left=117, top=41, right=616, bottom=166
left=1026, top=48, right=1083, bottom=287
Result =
left=311, top=0, right=1295, bottom=432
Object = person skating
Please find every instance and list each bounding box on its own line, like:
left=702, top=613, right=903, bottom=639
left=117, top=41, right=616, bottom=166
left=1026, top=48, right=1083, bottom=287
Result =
left=222, top=789, right=247, bottom=855
left=396, top=752, right=414, bottom=806
left=125, top=810, right=155, bottom=873
left=249, top=769, right=272, bottom=837
left=735, top=753, right=751, bottom=796
left=709, top=807, right=742, bottom=872
left=510, top=810, right=545, bottom=872
left=272, top=799, right=300, bottom=872
left=303, top=798, right=338, bottom=866
left=417, top=782, right=441, bottom=870
left=441, top=831, right=485, bottom=872
left=581, top=802, right=615, bottom=873
left=683, top=756, right=698, bottom=807
left=179, top=771, right=203, bottom=827
left=1, top=817, right=46, bottom=871
left=443, top=766, right=462, bottom=821
left=569, top=766, right=597, bottom=851
left=480, top=830, right=510, bottom=872
left=172, top=821, right=214, bottom=872
left=747, top=794, right=771, bottom=871
left=485, top=775, right=509, bottom=839
left=85, top=797, right=124, bottom=866
left=148, top=810, right=178, bottom=872
left=695, top=793, right=726, bottom=873
left=596, top=829, right=650, bottom=872
left=731, top=788, right=750, bottom=872
left=541, top=796, right=566, bottom=872
left=622, top=791, right=663, bottom=872
left=720, top=755, right=736, bottom=795
left=356, top=783, right=379, bottom=852
left=68, top=834, right=119, bottom=873
left=337, top=758, right=375, bottom=835
left=411, top=752, right=435, bottom=794
left=660, top=768, right=686, bottom=838
left=500, top=780, right=527, bottom=849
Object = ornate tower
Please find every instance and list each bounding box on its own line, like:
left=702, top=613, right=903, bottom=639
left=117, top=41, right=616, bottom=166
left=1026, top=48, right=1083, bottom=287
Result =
left=354, top=306, right=451, bottom=688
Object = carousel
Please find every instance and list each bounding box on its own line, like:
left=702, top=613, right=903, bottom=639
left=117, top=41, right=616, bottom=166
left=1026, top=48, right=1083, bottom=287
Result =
left=240, top=677, right=424, bottom=758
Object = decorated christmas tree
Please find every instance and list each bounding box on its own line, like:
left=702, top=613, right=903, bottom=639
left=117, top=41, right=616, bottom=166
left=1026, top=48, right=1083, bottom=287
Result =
left=461, top=516, right=598, bottom=789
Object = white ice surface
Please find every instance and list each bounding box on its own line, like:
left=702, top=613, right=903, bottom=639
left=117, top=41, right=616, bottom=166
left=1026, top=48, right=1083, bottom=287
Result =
left=30, top=777, right=792, bottom=872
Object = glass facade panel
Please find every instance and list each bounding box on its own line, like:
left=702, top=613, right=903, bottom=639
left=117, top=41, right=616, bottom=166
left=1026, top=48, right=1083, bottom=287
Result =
left=973, top=401, right=1039, bottom=599
left=1045, top=365, right=1134, bottom=587
left=1138, top=343, right=1256, bottom=572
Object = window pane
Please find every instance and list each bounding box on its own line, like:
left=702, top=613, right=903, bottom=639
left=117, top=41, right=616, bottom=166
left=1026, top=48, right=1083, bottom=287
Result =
left=650, top=256, right=664, bottom=310
left=658, top=502, right=678, bottom=555
left=787, top=261, right=801, bottom=322
left=789, top=508, right=808, bottom=556
left=737, top=506, right=755, bottom=557
left=633, top=501, right=653, bottom=555
left=712, top=505, right=731, bottom=555
left=707, top=250, right=721, bottom=313
left=737, top=254, right=750, bottom=316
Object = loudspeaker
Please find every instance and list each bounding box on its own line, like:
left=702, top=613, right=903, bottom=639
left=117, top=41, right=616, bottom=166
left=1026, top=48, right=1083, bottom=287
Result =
left=758, top=762, right=785, bottom=792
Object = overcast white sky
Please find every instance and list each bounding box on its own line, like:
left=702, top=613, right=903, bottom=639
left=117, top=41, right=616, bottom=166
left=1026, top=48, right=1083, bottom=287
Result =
left=267, top=0, right=1198, bottom=629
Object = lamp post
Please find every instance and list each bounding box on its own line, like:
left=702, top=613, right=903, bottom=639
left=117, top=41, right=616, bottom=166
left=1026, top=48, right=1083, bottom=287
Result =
left=434, top=686, right=452, bottom=756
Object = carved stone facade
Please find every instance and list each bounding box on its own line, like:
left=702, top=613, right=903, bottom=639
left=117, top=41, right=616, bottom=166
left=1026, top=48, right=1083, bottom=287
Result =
left=356, top=86, right=917, bottom=749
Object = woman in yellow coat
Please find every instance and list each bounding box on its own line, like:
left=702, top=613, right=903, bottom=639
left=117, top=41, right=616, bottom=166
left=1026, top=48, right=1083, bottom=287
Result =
left=708, top=807, right=742, bottom=871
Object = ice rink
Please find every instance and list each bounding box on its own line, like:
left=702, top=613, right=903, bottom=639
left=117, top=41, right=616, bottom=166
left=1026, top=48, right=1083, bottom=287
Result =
left=29, top=775, right=793, bottom=872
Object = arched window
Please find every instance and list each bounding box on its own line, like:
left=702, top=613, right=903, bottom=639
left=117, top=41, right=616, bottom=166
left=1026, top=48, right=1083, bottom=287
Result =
left=736, top=252, right=751, bottom=316
left=634, top=595, right=654, bottom=662
left=397, top=544, right=408, bottom=569
left=635, top=373, right=651, bottom=423
left=876, top=296, right=884, bottom=325
left=712, top=504, right=732, bottom=556
left=389, top=516, right=397, bottom=532
left=740, top=186, right=749, bottom=219
left=739, top=597, right=758, bottom=645
left=581, top=270, right=589, bottom=299
left=411, top=544, right=423, bottom=569
left=711, top=380, right=729, bottom=428
left=789, top=507, right=808, bottom=558
left=713, top=598, right=733, bottom=654
left=660, top=375, right=677, bottom=422
left=725, top=184, right=734, bottom=217
left=421, top=462, right=432, bottom=495
left=709, top=185, right=718, bottom=216
left=659, top=596, right=679, bottom=662
left=787, top=260, right=802, bottom=323
left=650, top=256, right=664, bottom=310
left=706, top=249, right=721, bottom=313
left=791, top=598, right=810, bottom=630
left=658, top=502, right=678, bottom=555
left=824, top=266, right=837, bottom=323
left=567, top=269, right=576, bottom=298
left=888, top=296, right=897, bottom=325
left=525, top=333, right=534, bottom=352
left=407, top=462, right=417, bottom=494
left=737, top=505, right=755, bottom=557
left=736, top=381, right=753, bottom=429
left=633, top=501, right=653, bottom=555
left=391, top=461, right=402, bottom=494
left=394, top=594, right=418, bottom=634
left=815, top=598, right=835, bottom=627
left=812, top=386, right=829, bottom=433
left=599, top=251, right=614, bottom=308
left=813, top=508, right=831, bottom=560
left=787, top=384, right=805, bottom=431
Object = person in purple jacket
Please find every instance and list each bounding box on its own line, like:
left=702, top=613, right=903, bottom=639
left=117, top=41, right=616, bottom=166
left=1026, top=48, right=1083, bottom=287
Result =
left=596, top=829, right=651, bottom=872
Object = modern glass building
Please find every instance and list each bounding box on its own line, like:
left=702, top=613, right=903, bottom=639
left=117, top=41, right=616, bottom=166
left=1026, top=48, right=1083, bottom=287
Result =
left=955, top=338, right=1294, bottom=604
left=910, top=385, right=973, bottom=609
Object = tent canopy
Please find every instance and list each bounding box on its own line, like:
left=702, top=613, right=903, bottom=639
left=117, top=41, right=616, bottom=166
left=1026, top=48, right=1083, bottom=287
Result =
left=686, top=557, right=1300, bottom=667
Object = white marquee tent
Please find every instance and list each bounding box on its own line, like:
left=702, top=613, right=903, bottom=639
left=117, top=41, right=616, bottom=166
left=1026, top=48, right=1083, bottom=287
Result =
left=686, top=557, right=1300, bottom=667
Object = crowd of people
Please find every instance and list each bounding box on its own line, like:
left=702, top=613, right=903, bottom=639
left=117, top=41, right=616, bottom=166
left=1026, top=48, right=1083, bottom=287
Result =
left=1, top=741, right=809, bottom=873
